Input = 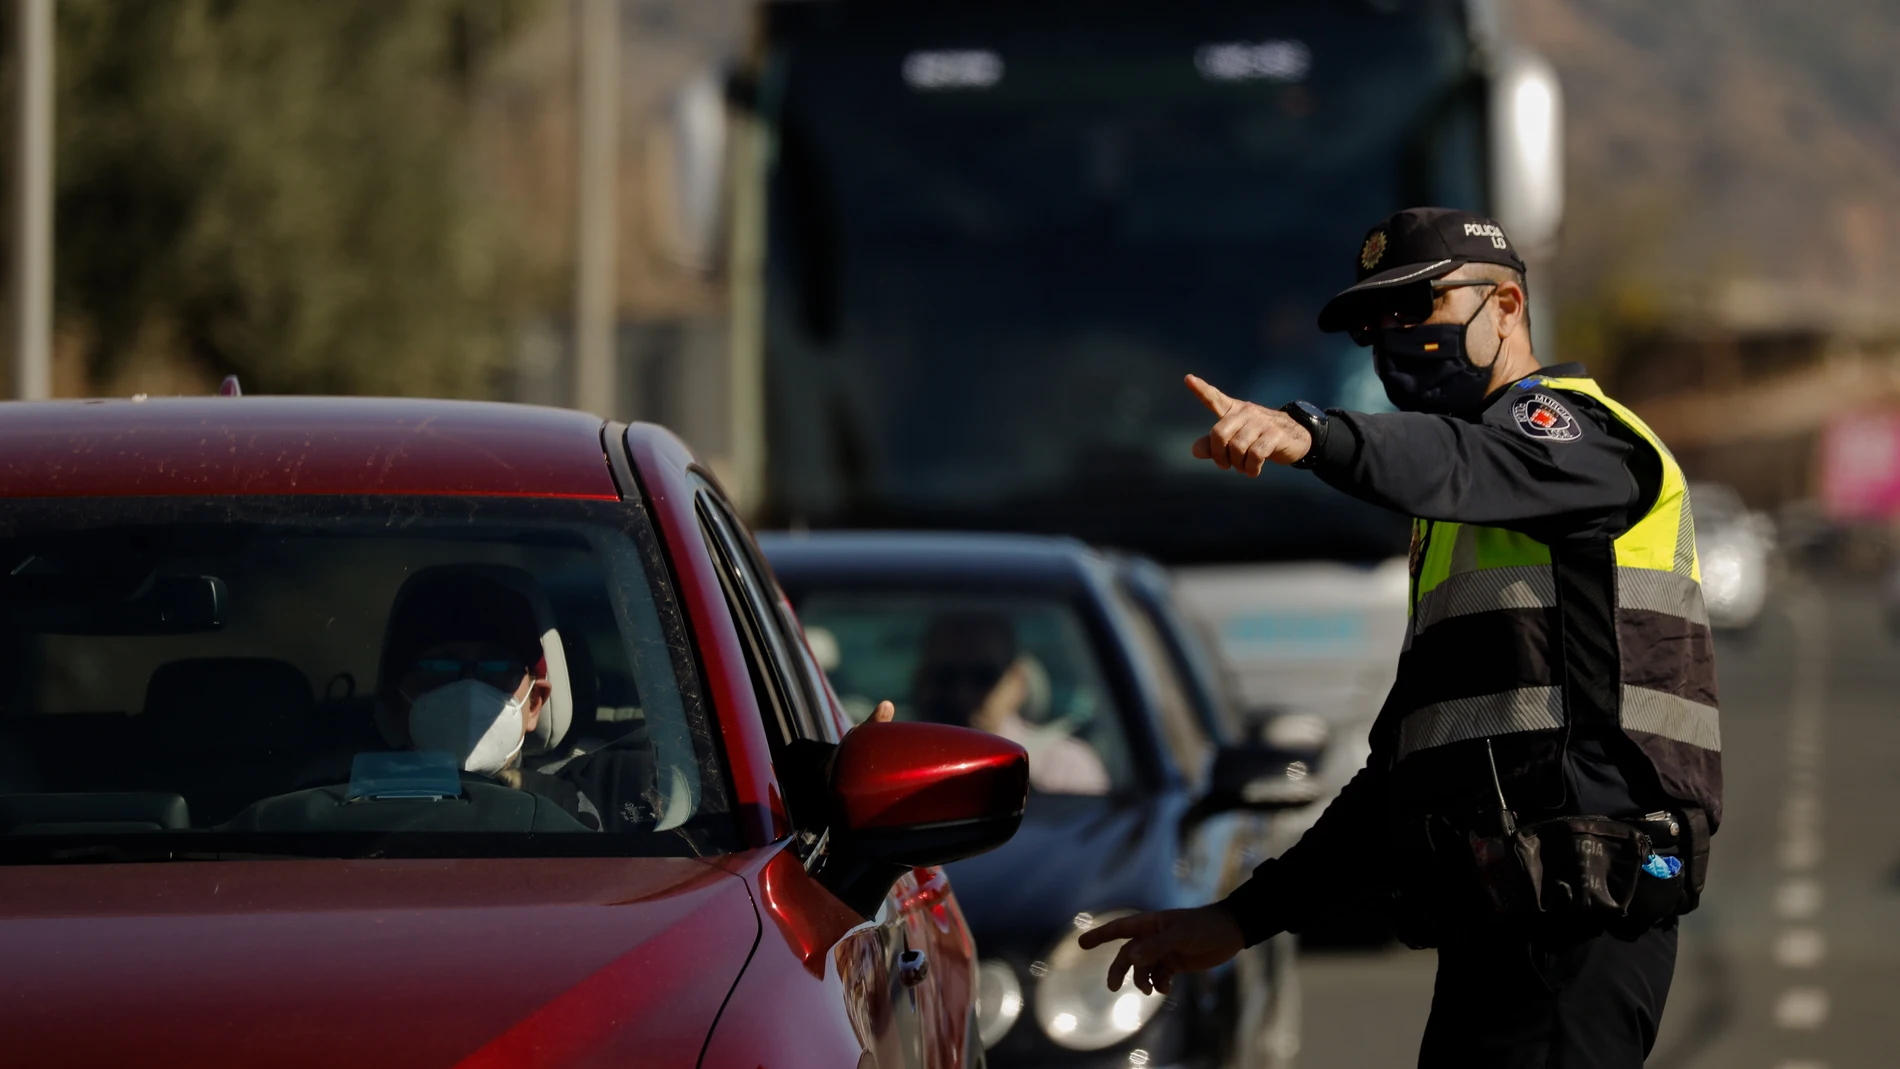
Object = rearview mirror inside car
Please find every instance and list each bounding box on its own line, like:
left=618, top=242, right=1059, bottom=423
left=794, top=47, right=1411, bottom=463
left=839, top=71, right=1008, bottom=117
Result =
left=819, top=721, right=1028, bottom=916
left=1, top=573, right=227, bottom=635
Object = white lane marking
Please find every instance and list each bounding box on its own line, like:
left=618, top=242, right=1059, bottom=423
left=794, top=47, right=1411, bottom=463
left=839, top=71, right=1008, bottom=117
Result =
left=1774, top=589, right=1831, bottom=1042
left=1772, top=928, right=1826, bottom=969
left=1778, top=793, right=1823, bottom=870
left=1775, top=878, right=1823, bottom=920
left=1778, top=591, right=1827, bottom=877
left=1773, top=986, right=1830, bottom=1029
left=1778, top=836, right=1822, bottom=871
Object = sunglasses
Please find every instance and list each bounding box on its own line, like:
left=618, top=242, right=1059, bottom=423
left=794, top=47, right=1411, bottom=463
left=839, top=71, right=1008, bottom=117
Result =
left=1345, top=279, right=1499, bottom=346
left=398, top=656, right=530, bottom=701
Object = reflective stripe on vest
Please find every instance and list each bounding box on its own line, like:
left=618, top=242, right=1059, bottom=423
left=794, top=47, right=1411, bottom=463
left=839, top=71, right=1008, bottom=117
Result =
left=1396, top=376, right=1719, bottom=768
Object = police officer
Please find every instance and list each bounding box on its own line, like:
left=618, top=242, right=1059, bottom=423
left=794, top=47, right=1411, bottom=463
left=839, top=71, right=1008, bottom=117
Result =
left=1080, top=208, right=1720, bottom=1068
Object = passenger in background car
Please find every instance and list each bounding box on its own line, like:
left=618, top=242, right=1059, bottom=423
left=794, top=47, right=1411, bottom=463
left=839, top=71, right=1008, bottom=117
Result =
left=911, top=612, right=1108, bottom=795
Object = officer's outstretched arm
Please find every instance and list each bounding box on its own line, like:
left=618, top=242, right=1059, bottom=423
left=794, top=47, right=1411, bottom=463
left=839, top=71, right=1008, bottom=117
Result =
left=1217, top=756, right=1389, bottom=938
left=1082, top=691, right=1400, bottom=1000
left=1079, top=756, right=1389, bottom=994
left=1314, top=397, right=1644, bottom=538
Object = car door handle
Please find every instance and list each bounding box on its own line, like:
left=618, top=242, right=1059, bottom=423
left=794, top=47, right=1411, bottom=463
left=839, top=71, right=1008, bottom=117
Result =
left=898, top=948, right=930, bottom=988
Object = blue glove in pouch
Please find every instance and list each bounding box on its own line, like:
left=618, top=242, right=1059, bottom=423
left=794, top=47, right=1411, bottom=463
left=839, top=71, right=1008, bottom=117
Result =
left=1642, top=853, right=1683, bottom=879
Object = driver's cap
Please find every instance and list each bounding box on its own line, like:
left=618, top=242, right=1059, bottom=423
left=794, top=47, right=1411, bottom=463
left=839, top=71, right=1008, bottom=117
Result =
left=1317, top=207, right=1526, bottom=332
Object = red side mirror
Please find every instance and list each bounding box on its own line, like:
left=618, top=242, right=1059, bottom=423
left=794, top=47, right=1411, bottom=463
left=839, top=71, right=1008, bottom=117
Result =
left=820, top=722, right=1028, bottom=916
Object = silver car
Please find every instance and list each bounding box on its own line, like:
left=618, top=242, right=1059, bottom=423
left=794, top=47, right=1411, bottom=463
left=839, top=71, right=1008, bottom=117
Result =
left=1691, top=481, right=1774, bottom=631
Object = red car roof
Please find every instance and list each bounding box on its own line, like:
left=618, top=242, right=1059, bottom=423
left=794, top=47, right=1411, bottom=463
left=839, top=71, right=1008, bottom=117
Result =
left=0, top=397, right=619, bottom=499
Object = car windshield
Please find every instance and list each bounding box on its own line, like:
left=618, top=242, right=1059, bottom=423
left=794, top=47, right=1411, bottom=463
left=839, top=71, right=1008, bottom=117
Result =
left=792, top=591, right=1136, bottom=796
left=0, top=495, right=741, bottom=862
left=761, top=0, right=1478, bottom=562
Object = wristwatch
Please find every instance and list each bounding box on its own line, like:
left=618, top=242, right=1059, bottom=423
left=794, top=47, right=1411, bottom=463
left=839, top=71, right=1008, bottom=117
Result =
left=1280, top=401, right=1330, bottom=470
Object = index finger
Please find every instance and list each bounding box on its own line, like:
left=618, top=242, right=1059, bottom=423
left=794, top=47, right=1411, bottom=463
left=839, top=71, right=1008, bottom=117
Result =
left=1184, top=374, right=1233, bottom=417
left=1077, top=912, right=1160, bottom=950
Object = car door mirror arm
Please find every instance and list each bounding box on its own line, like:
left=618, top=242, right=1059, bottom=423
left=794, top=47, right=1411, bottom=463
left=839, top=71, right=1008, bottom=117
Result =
left=1189, top=743, right=1326, bottom=826
left=779, top=737, right=839, bottom=834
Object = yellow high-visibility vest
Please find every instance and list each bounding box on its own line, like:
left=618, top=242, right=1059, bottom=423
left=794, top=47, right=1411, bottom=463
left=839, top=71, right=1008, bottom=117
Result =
left=1399, top=374, right=1721, bottom=824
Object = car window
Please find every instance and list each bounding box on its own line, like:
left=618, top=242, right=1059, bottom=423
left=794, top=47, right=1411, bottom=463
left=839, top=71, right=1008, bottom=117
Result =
left=718, top=506, right=841, bottom=744
left=1112, top=587, right=1214, bottom=790
left=774, top=609, right=845, bottom=745
left=791, top=591, right=1134, bottom=796
left=0, top=495, right=740, bottom=859
left=1116, top=571, right=1240, bottom=740
left=694, top=489, right=828, bottom=748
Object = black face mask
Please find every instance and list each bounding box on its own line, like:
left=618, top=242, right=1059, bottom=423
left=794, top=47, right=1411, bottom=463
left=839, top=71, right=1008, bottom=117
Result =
left=1371, top=292, right=1500, bottom=416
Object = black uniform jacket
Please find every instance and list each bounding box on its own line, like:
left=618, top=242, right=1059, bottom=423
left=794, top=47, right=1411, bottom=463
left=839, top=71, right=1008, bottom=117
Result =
left=1218, top=363, right=1673, bottom=947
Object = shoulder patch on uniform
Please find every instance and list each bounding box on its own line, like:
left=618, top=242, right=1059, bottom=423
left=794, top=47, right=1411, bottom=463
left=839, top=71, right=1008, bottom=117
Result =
left=1511, top=393, right=1582, bottom=442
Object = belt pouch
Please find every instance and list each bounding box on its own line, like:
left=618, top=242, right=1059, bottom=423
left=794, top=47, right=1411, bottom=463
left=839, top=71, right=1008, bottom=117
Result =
left=1473, top=825, right=1537, bottom=915
left=1625, top=815, right=1686, bottom=924
left=1518, top=817, right=1648, bottom=915
left=1679, top=807, right=1712, bottom=914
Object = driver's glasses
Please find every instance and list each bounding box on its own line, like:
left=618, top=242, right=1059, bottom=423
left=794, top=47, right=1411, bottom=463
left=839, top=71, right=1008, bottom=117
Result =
left=1346, top=279, right=1498, bottom=346
left=399, top=657, right=529, bottom=701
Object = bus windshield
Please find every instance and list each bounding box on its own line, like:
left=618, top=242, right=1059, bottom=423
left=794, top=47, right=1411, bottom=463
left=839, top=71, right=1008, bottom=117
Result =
left=761, top=0, right=1482, bottom=562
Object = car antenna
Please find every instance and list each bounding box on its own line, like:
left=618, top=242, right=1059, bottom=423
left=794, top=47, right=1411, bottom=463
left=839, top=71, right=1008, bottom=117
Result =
left=217, top=375, right=242, bottom=397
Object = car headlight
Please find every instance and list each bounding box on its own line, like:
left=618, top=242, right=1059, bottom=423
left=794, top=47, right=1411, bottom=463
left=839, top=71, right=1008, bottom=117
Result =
left=975, top=958, right=1023, bottom=1049
left=1700, top=544, right=1745, bottom=604
left=1033, top=911, right=1166, bottom=1051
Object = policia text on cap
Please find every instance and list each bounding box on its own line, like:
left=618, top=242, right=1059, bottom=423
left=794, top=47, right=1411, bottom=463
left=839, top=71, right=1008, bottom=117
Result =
left=1081, top=208, right=1719, bottom=1069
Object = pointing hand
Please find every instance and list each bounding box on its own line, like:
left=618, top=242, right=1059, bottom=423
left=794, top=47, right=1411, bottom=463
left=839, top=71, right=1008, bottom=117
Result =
left=1186, top=375, right=1314, bottom=476
left=1077, top=905, right=1246, bottom=996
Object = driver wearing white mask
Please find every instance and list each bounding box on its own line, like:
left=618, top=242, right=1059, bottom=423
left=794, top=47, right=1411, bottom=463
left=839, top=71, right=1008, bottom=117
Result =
left=399, top=642, right=545, bottom=777
left=380, top=572, right=601, bottom=826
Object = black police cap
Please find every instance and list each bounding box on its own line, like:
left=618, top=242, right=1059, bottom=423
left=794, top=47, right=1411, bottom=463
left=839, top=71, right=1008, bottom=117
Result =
left=1317, top=207, right=1528, bottom=333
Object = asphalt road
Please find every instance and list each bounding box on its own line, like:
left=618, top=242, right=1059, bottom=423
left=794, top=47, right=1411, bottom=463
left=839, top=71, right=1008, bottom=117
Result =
left=1295, top=572, right=1900, bottom=1068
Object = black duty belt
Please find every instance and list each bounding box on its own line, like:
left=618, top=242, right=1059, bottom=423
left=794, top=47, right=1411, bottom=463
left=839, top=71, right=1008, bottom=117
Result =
left=1389, top=806, right=1711, bottom=949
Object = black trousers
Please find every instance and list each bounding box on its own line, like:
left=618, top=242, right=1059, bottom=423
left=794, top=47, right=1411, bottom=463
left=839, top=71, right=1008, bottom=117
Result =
left=1417, top=917, right=1677, bottom=1069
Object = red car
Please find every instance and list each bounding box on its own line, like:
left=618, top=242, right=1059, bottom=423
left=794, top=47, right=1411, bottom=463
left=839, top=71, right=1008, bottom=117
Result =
left=0, top=397, right=1027, bottom=1068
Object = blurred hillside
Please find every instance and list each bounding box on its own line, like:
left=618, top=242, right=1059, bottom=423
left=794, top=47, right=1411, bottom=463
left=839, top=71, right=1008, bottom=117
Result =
left=1522, top=0, right=1900, bottom=377
left=1518, top=0, right=1900, bottom=507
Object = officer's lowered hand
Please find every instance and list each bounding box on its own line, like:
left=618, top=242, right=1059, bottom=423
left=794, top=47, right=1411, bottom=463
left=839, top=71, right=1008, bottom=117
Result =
left=1077, top=904, right=1246, bottom=996
left=1186, top=375, right=1312, bottom=476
